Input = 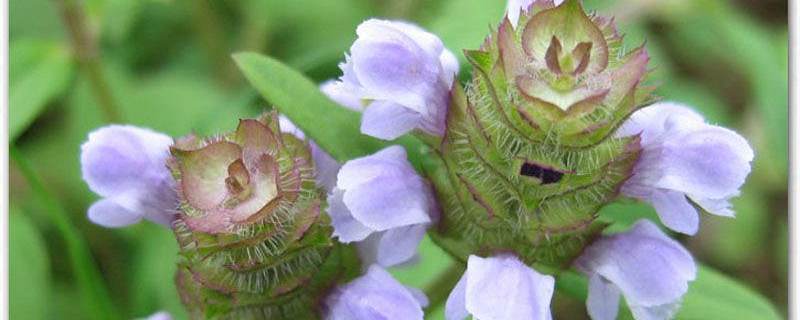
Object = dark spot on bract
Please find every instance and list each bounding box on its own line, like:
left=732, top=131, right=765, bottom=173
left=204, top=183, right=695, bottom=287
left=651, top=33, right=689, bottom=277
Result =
left=520, top=162, right=564, bottom=185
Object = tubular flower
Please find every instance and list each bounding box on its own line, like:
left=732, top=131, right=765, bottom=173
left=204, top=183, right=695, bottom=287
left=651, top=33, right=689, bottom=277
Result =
left=574, top=220, right=697, bottom=320
left=617, top=102, right=755, bottom=235
left=80, top=125, right=177, bottom=228
left=324, top=265, right=428, bottom=320
left=445, top=254, right=555, bottom=320
left=168, top=111, right=359, bottom=319
left=326, top=19, right=459, bottom=140
left=329, top=146, right=437, bottom=267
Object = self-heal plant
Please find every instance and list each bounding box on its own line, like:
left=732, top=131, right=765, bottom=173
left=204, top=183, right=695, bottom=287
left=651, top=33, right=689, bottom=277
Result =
left=80, top=0, right=758, bottom=318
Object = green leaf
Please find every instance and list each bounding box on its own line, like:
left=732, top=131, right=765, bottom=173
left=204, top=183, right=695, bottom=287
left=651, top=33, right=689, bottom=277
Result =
left=677, top=265, right=782, bottom=319
left=9, top=40, right=74, bottom=140
left=9, top=206, right=51, bottom=320
left=233, top=52, right=426, bottom=167
left=556, top=264, right=782, bottom=320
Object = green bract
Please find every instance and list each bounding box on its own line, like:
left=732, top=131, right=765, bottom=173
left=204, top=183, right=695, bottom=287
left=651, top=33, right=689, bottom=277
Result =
left=426, top=0, right=656, bottom=273
left=168, top=112, right=358, bottom=320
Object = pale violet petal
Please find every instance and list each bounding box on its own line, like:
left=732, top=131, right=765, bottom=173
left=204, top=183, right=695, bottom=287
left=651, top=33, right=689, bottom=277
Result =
left=373, top=224, right=428, bottom=267
left=336, top=145, right=412, bottom=190
left=616, top=102, right=705, bottom=144
left=342, top=176, right=432, bottom=230
left=328, top=188, right=374, bottom=242
left=463, top=255, right=555, bottom=320
left=351, top=20, right=439, bottom=111
left=619, top=101, right=753, bottom=234
left=386, top=20, right=445, bottom=61
left=134, top=311, right=173, bottom=320
left=575, top=220, right=696, bottom=312
left=690, top=196, right=736, bottom=217
left=650, top=189, right=700, bottom=235
left=439, top=49, right=460, bottom=87
left=87, top=199, right=143, bottom=228
left=655, top=126, right=754, bottom=199
left=81, top=125, right=173, bottom=198
left=361, top=100, right=424, bottom=140
left=278, top=115, right=306, bottom=140
left=506, top=0, right=535, bottom=28
left=404, top=286, right=429, bottom=308
left=628, top=301, right=683, bottom=320
left=587, top=273, right=621, bottom=320
left=325, top=265, right=425, bottom=320
left=320, top=79, right=364, bottom=111
left=310, top=141, right=341, bottom=193
left=81, top=125, right=177, bottom=227
left=445, top=273, right=469, bottom=320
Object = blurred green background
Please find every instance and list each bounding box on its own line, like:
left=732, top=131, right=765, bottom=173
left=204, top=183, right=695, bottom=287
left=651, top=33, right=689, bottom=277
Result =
left=8, top=0, right=788, bottom=319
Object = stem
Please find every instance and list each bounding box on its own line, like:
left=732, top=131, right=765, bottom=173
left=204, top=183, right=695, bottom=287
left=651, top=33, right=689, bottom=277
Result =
left=10, top=145, right=119, bottom=320
left=423, top=261, right=466, bottom=312
left=55, top=0, right=122, bottom=123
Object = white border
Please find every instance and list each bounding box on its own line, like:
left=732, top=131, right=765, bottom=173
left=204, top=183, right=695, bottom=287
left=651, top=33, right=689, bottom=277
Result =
left=790, top=0, right=798, bottom=317
left=1, top=0, right=9, bottom=317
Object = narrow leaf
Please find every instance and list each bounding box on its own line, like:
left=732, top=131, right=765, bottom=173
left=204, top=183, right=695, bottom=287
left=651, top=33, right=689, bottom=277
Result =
left=10, top=40, right=74, bottom=140
left=233, top=52, right=426, bottom=166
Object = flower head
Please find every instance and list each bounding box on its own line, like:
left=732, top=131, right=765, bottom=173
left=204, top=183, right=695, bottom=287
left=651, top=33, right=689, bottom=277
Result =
left=329, top=145, right=437, bottom=267
left=169, top=112, right=356, bottom=319
left=574, top=219, right=697, bottom=320
left=324, top=265, right=428, bottom=320
left=617, top=102, right=755, bottom=235
left=326, top=19, right=459, bottom=140
left=80, top=125, right=177, bottom=228
left=446, top=254, right=555, bottom=320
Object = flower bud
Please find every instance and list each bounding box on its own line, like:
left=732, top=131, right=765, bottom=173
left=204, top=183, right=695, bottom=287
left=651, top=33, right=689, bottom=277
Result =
left=169, top=111, right=358, bottom=319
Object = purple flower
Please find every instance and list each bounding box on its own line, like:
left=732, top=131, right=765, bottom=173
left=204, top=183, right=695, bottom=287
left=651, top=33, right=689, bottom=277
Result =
left=446, top=254, right=555, bottom=320
left=617, top=102, right=754, bottom=235
left=326, top=19, right=459, bottom=140
left=134, top=311, right=173, bottom=320
left=574, top=219, right=697, bottom=320
left=320, top=79, right=364, bottom=111
left=278, top=115, right=340, bottom=192
left=324, top=265, right=428, bottom=320
left=80, top=125, right=177, bottom=228
left=328, top=146, right=436, bottom=267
